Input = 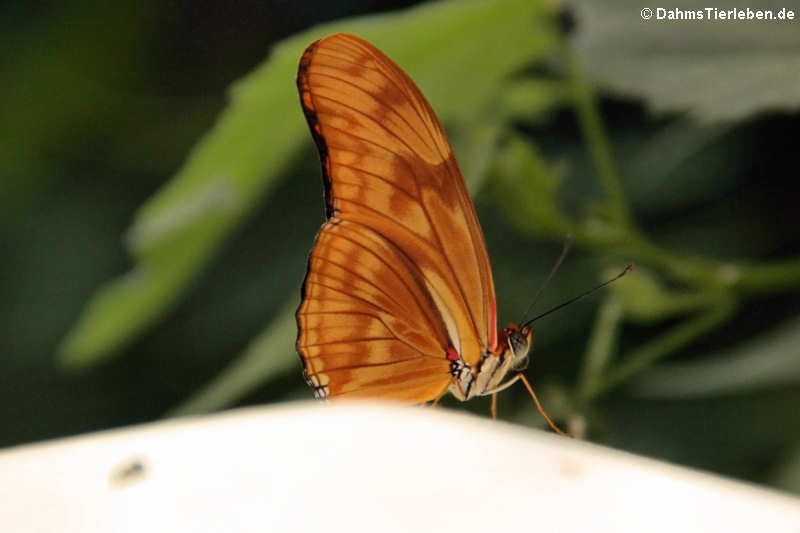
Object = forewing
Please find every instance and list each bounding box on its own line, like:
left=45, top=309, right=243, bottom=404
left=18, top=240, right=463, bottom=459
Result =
left=296, top=33, right=497, bottom=401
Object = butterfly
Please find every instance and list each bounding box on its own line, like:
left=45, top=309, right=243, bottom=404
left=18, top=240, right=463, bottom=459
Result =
left=295, top=33, right=583, bottom=431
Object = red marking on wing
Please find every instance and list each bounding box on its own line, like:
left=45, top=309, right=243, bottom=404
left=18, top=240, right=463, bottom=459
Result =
left=446, top=346, right=460, bottom=361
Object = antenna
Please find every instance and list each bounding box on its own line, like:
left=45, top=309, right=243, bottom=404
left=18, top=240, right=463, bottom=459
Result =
left=519, top=238, right=572, bottom=325
left=521, top=264, right=633, bottom=328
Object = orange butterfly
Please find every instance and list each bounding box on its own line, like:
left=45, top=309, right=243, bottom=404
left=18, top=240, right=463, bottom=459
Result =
left=295, top=33, right=572, bottom=431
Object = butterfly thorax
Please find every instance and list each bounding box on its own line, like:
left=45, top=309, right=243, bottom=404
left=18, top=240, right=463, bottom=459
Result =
left=448, top=325, right=533, bottom=401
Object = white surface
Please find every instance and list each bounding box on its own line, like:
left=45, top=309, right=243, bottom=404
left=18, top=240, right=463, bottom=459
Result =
left=1, top=402, right=799, bottom=532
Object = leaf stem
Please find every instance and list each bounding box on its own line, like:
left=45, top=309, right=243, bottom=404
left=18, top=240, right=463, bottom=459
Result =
left=577, top=296, right=625, bottom=399
left=581, top=298, right=737, bottom=401
left=568, top=48, right=632, bottom=228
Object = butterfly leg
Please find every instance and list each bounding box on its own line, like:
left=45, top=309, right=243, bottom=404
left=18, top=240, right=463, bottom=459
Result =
left=483, top=373, right=571, bottom=437
left=516, top=373, right=571, bottom=437
left=430, top=391, right=445, bottom=408
left=428, top=380, right=453, bottom=408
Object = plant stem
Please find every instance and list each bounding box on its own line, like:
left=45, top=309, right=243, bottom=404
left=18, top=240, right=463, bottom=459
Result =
left=568, top=48, right=631, bottom=228
left=581, top=298, right=737, bottom=401
left=577, top=297, right=624, bottom=399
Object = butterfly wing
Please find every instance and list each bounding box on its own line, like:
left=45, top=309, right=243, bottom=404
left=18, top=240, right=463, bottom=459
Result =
left=296, top=33, right=497, bottom=402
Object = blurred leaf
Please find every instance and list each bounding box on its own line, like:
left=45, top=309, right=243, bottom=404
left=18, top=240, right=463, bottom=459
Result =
left=588, top=301, right=737, bottom=398
left=622, top=120, right=738, bottom=215
left=770, top=440, right=800, bottom=496
left=59, top=0, right=563, bottom=367
left=501, top=79, right=568, bottom=122
left=613, top=266, right=722, bottom=322
left=168, top=297, right=299, bottom=416
left=567, top=47, right=632, bottom=227
left=578, top=296, right=624, bottom=396
left=631, top=315, right=800, bottom=398
left=569, top=0, right=800, bottom=122
left=450, top=118, right=503, bottom=192
left=488, top=135, right=575, bottom=236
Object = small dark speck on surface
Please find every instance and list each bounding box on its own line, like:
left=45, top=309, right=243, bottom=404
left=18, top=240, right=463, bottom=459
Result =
left=109, top=457, right=149, bottom=488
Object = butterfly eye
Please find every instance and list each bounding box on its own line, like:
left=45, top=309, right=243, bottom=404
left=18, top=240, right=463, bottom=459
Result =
left=508, top=329, right=530, bottom=359
left=507, top=329, right=530, bottom=371
left=512, top=355, right=529, bottom=372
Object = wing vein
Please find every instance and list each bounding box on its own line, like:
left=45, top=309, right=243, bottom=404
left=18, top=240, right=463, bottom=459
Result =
left=313, top=48, right=445, bottom=160
left=318, top=122, right=484, bottom=343
left=301, top=280, right=438, bottom=358
left=312, top=254, right=414, bottom=318
left=334, top=166, right=419, bottom=202
left=314, top=99, right=433, bottom=168
left=307, top=71, right=438, bottom=157
left=320, top=227, right=441, bottom=336
left=307, top=357, right=427, bottom=373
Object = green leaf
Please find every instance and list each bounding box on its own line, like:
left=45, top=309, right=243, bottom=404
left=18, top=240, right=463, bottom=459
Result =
left=630, top=315, right=800, bottom=397
left=622, top=120, right=738, bottom=216
left=614, top=266, right=724, bottom=322
left=501, top=79, right=568, bottom=122
left=450, top=118, right=504, bottom=193
left=488, top=135, right=575, bottom=237
left=584, top=300, right=737, bottom=399
left=570, top=0, right=800, bottom=122
left=578, top=296, right=625, bottom=396
left=59, top=0, right=563, bottom=368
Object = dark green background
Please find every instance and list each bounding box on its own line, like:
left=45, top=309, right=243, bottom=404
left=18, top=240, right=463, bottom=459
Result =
left=2, top=0, right=799, bottom=494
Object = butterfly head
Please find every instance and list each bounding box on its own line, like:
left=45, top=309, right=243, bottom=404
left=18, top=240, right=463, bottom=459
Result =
left=504, top=324, right=533, bottom=371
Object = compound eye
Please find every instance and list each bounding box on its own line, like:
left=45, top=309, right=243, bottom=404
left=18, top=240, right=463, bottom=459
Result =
left=512, top=353, right=529, bottom=371
left=508, top=329, right=529, bottom=357
left=507, top=328, right=531, bottom=371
